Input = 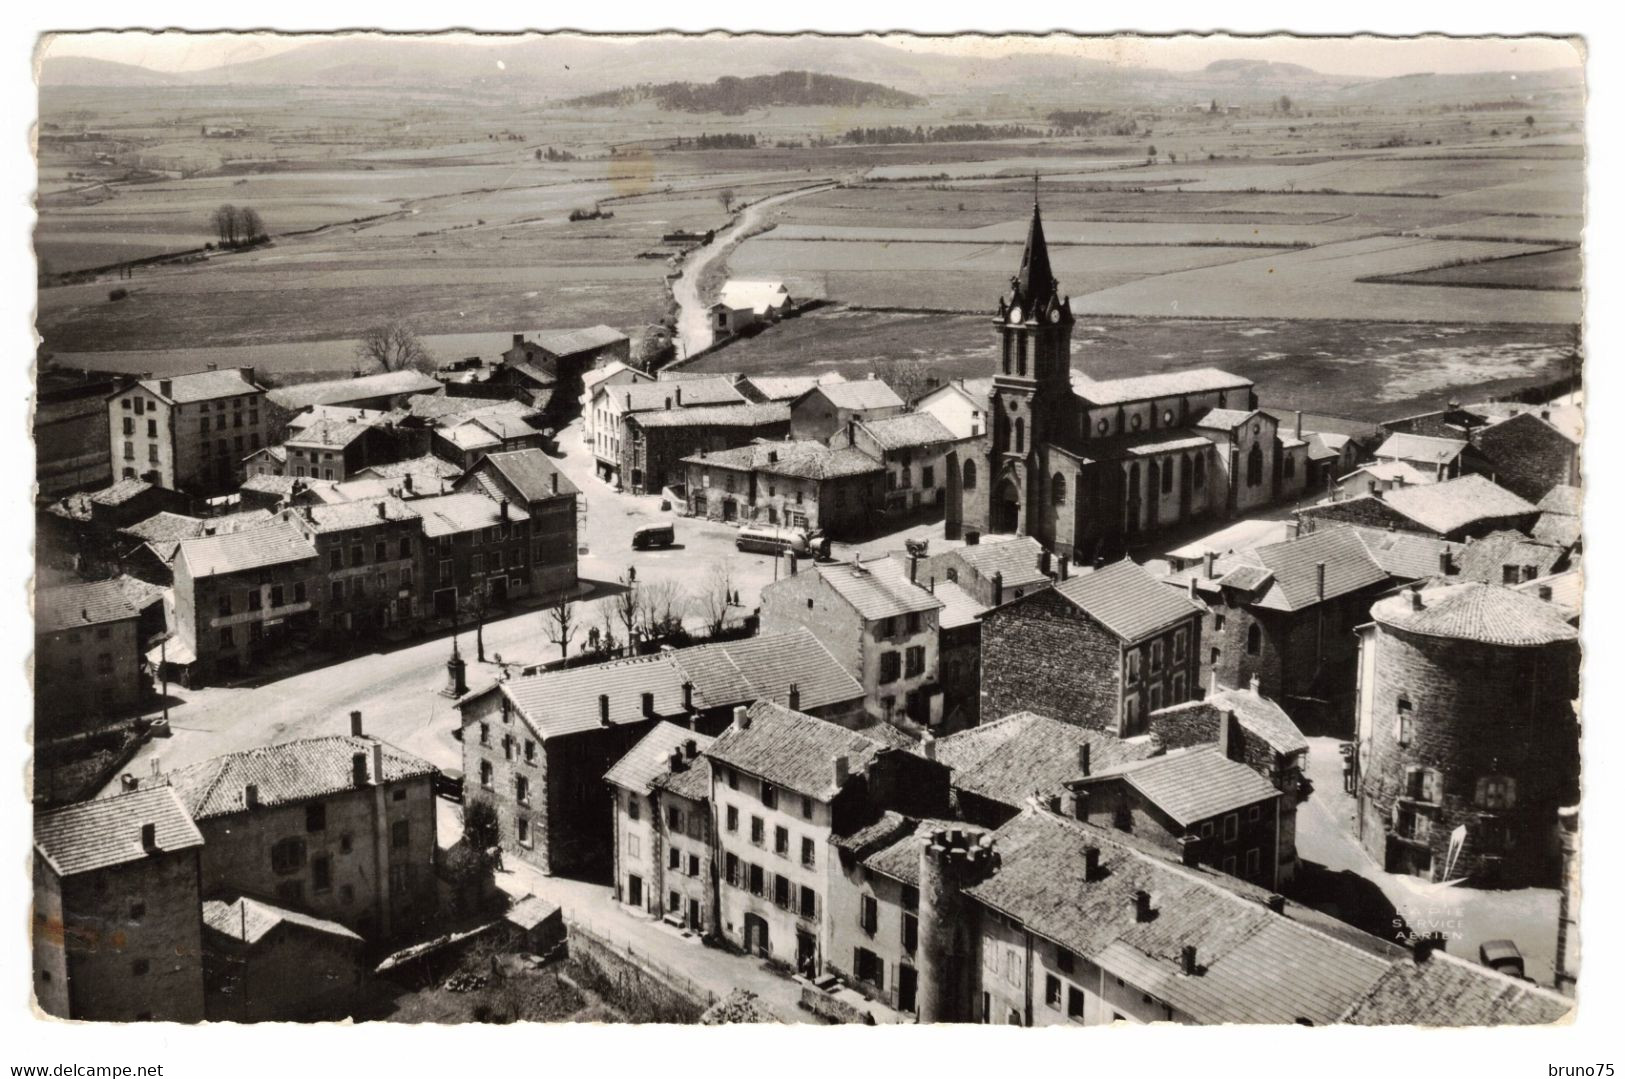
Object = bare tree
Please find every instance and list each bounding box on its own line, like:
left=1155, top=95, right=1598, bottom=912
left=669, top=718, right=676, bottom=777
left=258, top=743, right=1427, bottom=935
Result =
left=718, top=187, right=736, bottom=214
left=697, top=561, right=733, bottom=637
left=239, top=206, right=266, bottom=242
left=637, top=578, right=687, bottom=642
left=355, top=318, right=435, bottom=374
left=542, top=598, right=578, bottom=660
left=613, top=570, right=641, bottom=650
left=212, top=204, right=239, bottom=246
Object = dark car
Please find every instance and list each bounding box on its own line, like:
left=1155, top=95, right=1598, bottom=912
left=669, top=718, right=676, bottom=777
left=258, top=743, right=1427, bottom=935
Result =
left=1479, top=939, right=1527, bottom=980
left=632, top=523, right=676, bottom=550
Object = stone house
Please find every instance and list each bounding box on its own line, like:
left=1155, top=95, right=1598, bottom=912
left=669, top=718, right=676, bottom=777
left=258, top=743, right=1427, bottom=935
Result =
left=622, top=402, right=791, bottom=495
left=432, top=412, right=547, bottom=472
left=682, top=440, right=884, bottom=537
left=33, top=787, right=207, bottom=1022
left=980, top=558, right=1205, bottom=737
left=590, top=376, right=745, bottom=485
left=34, top=578, right=144, bottom=738
left=264, top=370, right=445, bottom=426
left=910, top=533, right=1053, bottom=607
left=282, top=416, right=404, bottom=483
left=1297, top=474, right=1538, bottom=542
left=108, top=367, right=270, bottom=494
left=914, top=378, right=991, bottom=440
left=201, top=896, right=367, bottom=1021
left=760, top=556, right=945, bottom=728
left=168, top=719, right=440, bottom=942
left=788, top=380, right=906, bottom=443
left=1469, top=410, right=1582, bottom=504
left=289, top=497, right=423, bottom=636
left=836, top=411, right=962, bottom=520
left=455, top=449, right=580, bottom=601
left=410, top=491, right=537, bottom=620
left=604, top=722, right=716, bottom=934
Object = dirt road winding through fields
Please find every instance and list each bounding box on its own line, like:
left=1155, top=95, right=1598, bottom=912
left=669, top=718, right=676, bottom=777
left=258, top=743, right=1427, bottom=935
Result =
left=671, top=180, right=836, bottom=358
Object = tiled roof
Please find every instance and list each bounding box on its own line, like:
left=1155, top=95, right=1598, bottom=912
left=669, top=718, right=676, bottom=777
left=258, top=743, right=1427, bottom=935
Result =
left=1347, top=526, right=1462, bottom=581
left=1372, top=580, right=1578, bottom=646
left=933, top=712, right=1158, bottom=809
left=604, top=721, right=715, bottom=797
left=1537, top=484, right=1582, bottom=517
left=505, top=894, right=561, bottom=931
left=122, top=511, right=208, bottom=546
left=112, top=574, right=167, bottom=614
left=630, top=402, right=789, bottom=429
left=581, top=361, right=637, bottom=393
left=495, top=653, right=687, bottom=740
left=800, top=379, right=904, bottom=412
left=855, top=412, right=958, bottom=452
left=90, top=477, right=153, bottom=505
left=533, top=325, right=627, bottom=356
left=303, top=496, right=419, bottom=535
left=964, top=809, right=1394, bottom=1026
left=953, top=536, right=1051, bottom=591
left=203, top=896, right=363, bottom=946
left=138, top=368, right=261, bottom=404
left=286, top=405, right=384, bottom=433
left=241, top=475, right=332, bottom=497
left=1384, top=475, right=1537, bottom=535
left=683, top=441, right=882, bottom=481
left=285, top=417, right=375, bottom=450
left=1216, top=564, right=1274, bottom=592
left=1375, top=432, right=1467, bottom=464
left=1192, top=407, right=1256, bottom=431
left=1051, top=558, right=1204, bottom=641
left=807, top=558, right=943, bottom=621
left=1516, top=569, right=1583, bottom=620
left=471, top=449, right=580, bottom=502
left=931, top=578, right=985, bottom=630
left=738, top=374, right=839, bottom=401
left=1341, top=950, right=1572, bottom=1026
left=1248, top=527, right=1390, bottom=612
left=169, top=735, right=436, bottom=820
left=176, top=519, right=317, bottom=578
left=1086, top=746, right=1280, bottom=825
left=1457, top=531, right=1566, bottom=585
left=34, top=787, right=202, bottom=876
left=717, top=280, right=791, bottom=315
left=1532, top=512, right=1582, bottom=549
left=358, top=455, right=464, bottom=481
left=1341, top=460, right=1435, bottom=487
left=395, top=395, right=533, bottom=425
left=1304, top=432, right=1350, bottom=461
left=672, top=629, right=865, bottom=715
left=1071, top=367, right=1252, bottom=408
left=622, top=378, right=744, bottom=411
left=1157, top=686, right=1309, bottom=757
left=705, top=700, right=889, bottom=800
left=267, top=371, right=442, bottom=411
left=842, top=812, right=961, bottom=888
left=412, top=492, right=528, bottom=538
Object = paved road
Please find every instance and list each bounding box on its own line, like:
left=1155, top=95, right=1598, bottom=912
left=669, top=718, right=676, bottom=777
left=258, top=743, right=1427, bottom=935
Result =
left=671, top=182, right=835, bottom=358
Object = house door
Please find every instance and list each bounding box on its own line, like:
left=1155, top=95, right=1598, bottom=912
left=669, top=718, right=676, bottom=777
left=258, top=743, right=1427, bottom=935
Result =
left=994, top=478, right=1021, bottom=534
left=744, top=913, right=770, bottom=957
left=897, top=964, right=918, bottom=1013
left=433, top=588, right=457, bottom=618
left=490, top=576, right=508, bottom=606
left=627, top=874, right=643, bottom=909
left=688, top=898, right=701, bottom=930
left=796, top=929, right=818, bottom=977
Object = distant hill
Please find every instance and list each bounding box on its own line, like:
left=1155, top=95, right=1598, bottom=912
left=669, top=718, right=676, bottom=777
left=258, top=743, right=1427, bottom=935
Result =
left=1204, top=58, right=1321, bottom=80
left=563, top=70, right=923, bottom=113
left=37, top=55, right=187, bottom=87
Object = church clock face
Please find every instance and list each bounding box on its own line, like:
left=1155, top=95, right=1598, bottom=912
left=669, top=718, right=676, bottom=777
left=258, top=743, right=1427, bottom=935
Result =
left=1049, top=309, right=1062, bottom=324
left=1008, top=306, right=1023, bottom=324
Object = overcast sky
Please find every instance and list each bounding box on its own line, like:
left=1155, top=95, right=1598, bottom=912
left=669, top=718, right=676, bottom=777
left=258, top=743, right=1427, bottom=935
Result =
left=39, top=30, right=1582, bottom=78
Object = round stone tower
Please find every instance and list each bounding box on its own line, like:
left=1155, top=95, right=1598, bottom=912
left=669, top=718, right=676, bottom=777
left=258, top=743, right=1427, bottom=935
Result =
left=917, top=826, right=999, bottom=1023
left=1357, top=581, right=1579, bottom=887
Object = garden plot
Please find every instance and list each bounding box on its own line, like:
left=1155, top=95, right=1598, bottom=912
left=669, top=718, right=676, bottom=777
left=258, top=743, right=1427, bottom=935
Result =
left=1074, top=235, right=1579, bottom=323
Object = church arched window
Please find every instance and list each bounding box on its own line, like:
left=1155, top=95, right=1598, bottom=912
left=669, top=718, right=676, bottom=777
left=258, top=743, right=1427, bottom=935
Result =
left=1247, top=622, right=1262, bottom=656
left=1014, top=418, right=1025, bottom=453
left=963, top=459, right=977, bottom=491
left=1247, top=443, right=1264, bottom=487
left=1016, top=335, right=1028, bottom=377
left=1052, top=473, right=1067, bottom=505
left=1002, top=337, right=1012, bottom=376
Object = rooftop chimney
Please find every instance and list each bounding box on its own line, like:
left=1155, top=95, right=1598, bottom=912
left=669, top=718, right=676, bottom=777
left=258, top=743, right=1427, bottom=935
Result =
left=1315, top=561, right=1326, bottom=601
left=377, top=501, right=388, bottom=520
left=371, top=742, right=384, bottom=786
left=992, top=571, right=1004, bottom=606
left=1411, top=932, right=1445, bottom=964
left=1266, top=894, right=1286, bottom=915
left=675, top=386, right=683, bottom=406
left=787, top=683, right=801, bottom=711
left=246, top=783, right=261, bottom=808
left=921, top=736, right=938, bottom=761
left=1204, top=550, right=1217, bottom=579
left=1219, top=710, right=1237, bottom=761
left=1132, top=889, right=1153, bottom=923
left=350, top=710, right=364, bottom=737
left=159, top=379, right=173, bottom=398
left=1188, top=575, right=1198, bottom=599
left=1181, top=944, right=1199, bottom=976
left=735, top=705, right=750, bottom=730
left=664, top=396, right=672, bottom=409
left=141, top=823, right=158, bottom=853
left=599, top=694, right=611, bottom=727
left=965, top=530, right=980, bottom=546
left=1294, top=410, right=1303, bottom=440
left=1409, top=585, right=1425, bottom=611
left=404, top=473, right=415, bottom=493
left=352, top=751, right=369, bottom=787
left=1077, top=742, right=1091, bottom=777
left=1439, top=549, right=1453, bottom=575
left=499, top=500, right=510, bottom=521
left=669, top=748, right=685, bottom=773
left=512, top=334, right=524, bottom=347
left=847, top=419, right=856, bottom=448
left=1059, top=555, right=1070, bottom=581
left=1039, top=550, right=1052, bottom=577
left=682, top=681, right=695, bottom=713
left=641, top=691, right=655, bottom=718
left=1084, top=845, right=1101, bottom=881
left=550, top=472, right=559, bottom=494
left=1539, top=584, right=1554, bottom=601
left=684, top=738, right=697, bottom=761
left=1179, top=834, right=1201, bottom=867
left=834, top=754, right=850, bottom=787
left=1070, top=787, right=1089, bottom=821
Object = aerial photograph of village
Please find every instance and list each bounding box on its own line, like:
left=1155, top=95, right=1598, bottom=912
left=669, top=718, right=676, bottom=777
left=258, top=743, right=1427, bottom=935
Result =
left=27, top=28, right=1586, bottom=1029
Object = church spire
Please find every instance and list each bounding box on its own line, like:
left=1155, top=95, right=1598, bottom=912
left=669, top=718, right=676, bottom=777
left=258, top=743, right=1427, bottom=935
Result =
left=1015, top=198, right=1057, bottom=307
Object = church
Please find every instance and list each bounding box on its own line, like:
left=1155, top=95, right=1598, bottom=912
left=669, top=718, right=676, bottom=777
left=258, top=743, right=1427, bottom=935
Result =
left=945, top=201, right=1310, bottom=563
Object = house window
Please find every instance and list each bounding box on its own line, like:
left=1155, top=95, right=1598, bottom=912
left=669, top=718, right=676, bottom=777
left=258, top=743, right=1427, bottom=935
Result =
left=1477, top=776, right=1517, bottom=810
left=726, top=805, right=738, bottom=832
left=479, top=760, right=493, bottom=788
left=774, top=826, right=789, bottom=857
left=518, top=818, right=532, bottom=847
left=749, top=864, right=764, bottom=897
left=903, top=912, right=918, bottom=954
left=1395, top=697, right=1414, bottom=747
left=627, top=833, right=640, bottom=860
left=773, top=874, right=791, bottom=909
left=1223, top=814, right=1239, bottom=842
left=860, top=895, right=879, bottom=934
left=963, top=460, right=977, bottom=491
left=1124, top=695, right=1141, bottom=734
left=628, top=796, right=640, bottom=821
left=726, top=853, right=740, bottom=887
left=1052, top=472, right=1067, bottom=505
left=1173, top=628, right=1188, bottom=660
left=1150, top=640, right=1164, bottom=672
left=271, top=837, right=306, bottom=875
left=801, top=836, right=816, bottom=868
left=751, top=816, right=764, bottom=846
left=1246, top=444, right=1264, bottom=487
left=1125, top=649, right=1141, bottom=685
left=306, top=803, right=326, bottom=832
left=392, top=820, right=410, bottom=850
left=524, top=740, right=536, bottom=763
left=312, top=854, right=332, bottom=893
left=218, top=594, right=233, bottom=617
left=669, top=846, right=681, bottom=872
left=688, top=853, right=700, bottom=877
left=855, top=948, right=884, bottom=988
left=1246, top=623, right=1262, bottom=656
left=1067, top=986, right=1085, bottom=1019
left=668, top=806, right=684, bottom=832
left=800, top=886, right=817, bottom=919
left=801, top=796, right=814, bottom=820
left=516, top=776, right=530, bottom=806
left=761, top=783, right=778, bottom=810
left=880, top=651, right=901, bottom=684
left=905, top=645, right=926, bottom=678
left=1046, top=974, right=1063, bottom=1009
left=1245, top=848, right=1261, bottom=879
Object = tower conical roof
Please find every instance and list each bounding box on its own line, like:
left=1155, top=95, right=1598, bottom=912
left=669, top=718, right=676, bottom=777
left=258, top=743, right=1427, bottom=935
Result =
left=1016, top=201, right=1057, bottom=304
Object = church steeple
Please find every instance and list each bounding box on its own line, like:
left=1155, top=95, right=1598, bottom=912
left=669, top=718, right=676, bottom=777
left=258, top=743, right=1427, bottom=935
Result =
left=1015, top=200, right=1057, bottom=309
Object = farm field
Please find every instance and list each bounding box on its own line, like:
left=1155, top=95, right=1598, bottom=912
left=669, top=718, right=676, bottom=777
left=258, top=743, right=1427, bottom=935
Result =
left=1365, top=246, right=1582, bottom=291
left=680, top=305, right=1578, bottom=422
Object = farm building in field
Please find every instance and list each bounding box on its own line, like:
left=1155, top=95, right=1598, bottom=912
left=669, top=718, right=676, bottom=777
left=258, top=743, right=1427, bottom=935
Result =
left=711, top=280, right=793, bottom=337
left=945, top=201, right=1310, bottom=563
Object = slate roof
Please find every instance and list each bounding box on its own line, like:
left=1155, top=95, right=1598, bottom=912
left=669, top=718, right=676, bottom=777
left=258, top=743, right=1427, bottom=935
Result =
left=1341, top=950, right=1572, bottom=1026
left=855, top=412, right=958, bottom=452
left=1532, top=512, right=1583, bottom=549
left=1304, top=431, right=1351, bottom=462
left=952, top=536, right=1051, bottom=591
left=1050, top=558, right=1204, bottom=641
left=495, top=654, right=688, bottom=740
left=1192, top=407, right=1256, bottom=431
left=604, top=721, right=715, bottom=798
left=1347, top=526, right=1462, bottom=581
left=1537, top=484, right=1582, bottom=517
left=1085, top=746, right=1281, bottom=825
left=177, top=519, right=318, bottom=578
left=123, top=509, right=275, bottom=562
left=621, top=378, right=744, bottom=411
left=705, top=700, right=889, bottom=800
left=303, top=496, right=419, bottom=534
left=933, top=711, right=1158, bottom=809
left=1457, top=531, right=1566, bottom=585
left=285, top=405, right=386, bottom=434
left=808, top=558, right=944, bottom=621
left=90, top=478, right=154, bottom=505
left=241, top=475, right=331, bottom=498
left=1071, top=367, right=1252, bottom=408
left=800, top=380, right=905, bottom=412
left=394, top=395, right=533, bottom=425
left=285, top=417, right=375, bottom=449
left=1375, top=432, right=1468, bottom=464
left=474, top=448, right=580, bottom=501
left=35, top=578, right=142, bottom=634
left=931, top=578, right=985, bottom=630
left=1372, top=580, right=1578, bottom=646
left=1341, top=460, right=1436, bottom=487
left=358, top=455, right=464, bottom=481
left=412, top=492, right=528, bottom=538
left=838, top=812, right=961, bottom=888
left=1247, top=527, right=1391, bottom=611
left=533, top=325, right=627, bottom=357
left=630, top=402, right=789, bottom=429
left=737, top=375, right=835, bottom=402
left=964, top=809, right=1395, bottom=1026
left=1383, top=475, right=1537, bottom=536
left=169, top=735, right=436, bottom=820
left=671, top=630, right=865, bottom=715
left=683, top=441, right=882, bottom=481
left=34, top=787, right=203, bottom=877
left=137, top=368, right=261, bottom=404
left=267, top=370, right=442, bottom=411
left=203, top=896, right=363, bottom=946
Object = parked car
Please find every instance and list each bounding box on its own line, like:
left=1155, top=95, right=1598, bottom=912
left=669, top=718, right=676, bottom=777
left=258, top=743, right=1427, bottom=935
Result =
left=736, top=525, right=811, bottom=556
left=1479, top=939, right=1527, bottom=980
left=632, top=523, right=676, bottom=550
